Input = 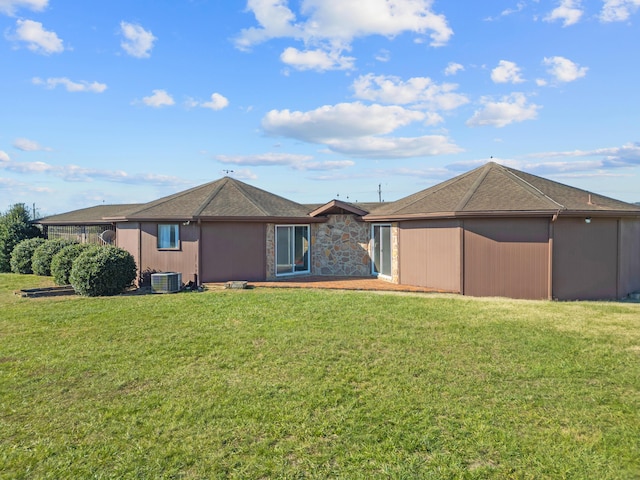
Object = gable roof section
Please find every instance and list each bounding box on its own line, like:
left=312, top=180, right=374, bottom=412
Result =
left=309, top=199, right=371, bottom=217
left=112, top=177, right=316, bottom=222
left=366, top=162, right=640, bottom=220
left=36, top=204, right=143, bottom=225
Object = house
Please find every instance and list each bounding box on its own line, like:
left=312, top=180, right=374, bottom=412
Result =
left=35, top=162, right=640, bottom=300
left=36, top=204, right=141, bottom=245
left=364, top=162, right=640, bottom=300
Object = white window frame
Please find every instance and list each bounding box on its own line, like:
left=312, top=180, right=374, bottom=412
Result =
left=275, top=224, right=310, bottom=276
left=371, top=223, right=392, bottom=278
left=157, top=223, right=180, bottom=250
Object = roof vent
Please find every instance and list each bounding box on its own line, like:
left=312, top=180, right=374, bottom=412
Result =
left=151, top=272, right=182, bottom=293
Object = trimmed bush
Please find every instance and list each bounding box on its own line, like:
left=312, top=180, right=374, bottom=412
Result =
left=0, top=203, right=42, bottom=272
left=70, top=246, right=137, bottom=296
left=10, top=238, right=46, bottom=274
left=32, top=239, right=76, bottom=277
left=51, top=243, right=97, bottom=285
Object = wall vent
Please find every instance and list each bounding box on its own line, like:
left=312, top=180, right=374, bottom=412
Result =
left=151, top=272, right=182, bottom=293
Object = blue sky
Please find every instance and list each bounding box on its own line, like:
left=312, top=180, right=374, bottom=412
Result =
left=1, top=0, right=639, bottom=216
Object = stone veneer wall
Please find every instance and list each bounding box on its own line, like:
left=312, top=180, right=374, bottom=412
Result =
left=265, top=218, right=395, bottom=280
left=391, top=223, right=400, bottom=284
left=265, top=223, right=276, bottom=280
left=311, top=214, right=371, bottom=276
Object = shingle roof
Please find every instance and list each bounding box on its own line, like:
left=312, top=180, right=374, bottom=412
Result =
left=366, top=162, right=640, bottom=219
left=116, top=177, right=313, bottom=221
left=36, top=204, right=143, bottom=225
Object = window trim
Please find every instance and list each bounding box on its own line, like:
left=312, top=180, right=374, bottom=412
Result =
left=275, top=224, right=310, bottom=276
left=371, top=223, right=392, bottom=278
left=157, top=223, right=180, bottom=250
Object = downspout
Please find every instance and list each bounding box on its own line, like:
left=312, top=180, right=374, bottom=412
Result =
left=197, top=219, right=202, bottom=286
left=137, top=222, right=142, bottom=286
left=460, top=219, right=465, bottom=295
left=616, top=218, right=621, bottom=299
left=548, top=213, right=558, bottom=300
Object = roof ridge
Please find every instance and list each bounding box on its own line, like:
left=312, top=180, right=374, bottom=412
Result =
left=384, top=167, right=480, bottom=213
left=192, top=177, right=230, bottom=217
left=500, top=164, right=566, bottom=210
left=126, top=180, right=217, bottom=217
left=228, top=178, right=271, bottom=216
left=453, top=163, right=492, bottom=211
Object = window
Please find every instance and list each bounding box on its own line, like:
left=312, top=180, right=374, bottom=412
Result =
left=372, top=224, right=391, bottom=277
left=157, top=224, right=180, bottom=249
left=276, top=225, right=309, bottom=275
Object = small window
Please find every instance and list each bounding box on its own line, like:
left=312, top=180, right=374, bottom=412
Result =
left=158, top=224, right=180, bottom=249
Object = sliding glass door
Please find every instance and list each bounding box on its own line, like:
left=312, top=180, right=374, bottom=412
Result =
left=276, top=225, right=310, bottom=275
left=372, top=224, right=392, bottom=277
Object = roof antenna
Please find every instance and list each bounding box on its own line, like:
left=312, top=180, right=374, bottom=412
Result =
left=378, top=183, right=382, bottom=202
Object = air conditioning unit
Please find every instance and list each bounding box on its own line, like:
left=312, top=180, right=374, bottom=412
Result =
left=151, top=272, right=182, bottom=293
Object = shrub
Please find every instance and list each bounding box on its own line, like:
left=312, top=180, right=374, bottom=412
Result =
left=0, top=203, right=41, bottom=272
left=70, top=246, right=137, bottom=296
left=10, top=238, right=46, bottom=274
left=32, top=239, right=76, bottom=277
left=50, top=243, right=97, bottom=285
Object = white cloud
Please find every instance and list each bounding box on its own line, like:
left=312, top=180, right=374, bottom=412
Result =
left=0, top=157, right=186, bottom=185
left=201, top=93, right=229, bottom=110
left=444, top=62, right=464, bottom=76
left=280, top=47, right=355, bottom=71
left=13, top=137, right=51, bottom=151
left=141, top=89, right=175, bottom=107
left=600, top=0, right=640, bottom=22
left=0, top=150, right=10, bottom=162
left=238, top=0, right=452, bottom=47
left=543, top=56, right=588, bottom=82
left=262, top=102, right=425, bottom=143
left=524, top=143, right=640, bottom=169
left=261, top=101, right=461, bottom=158
left=236, top=0, right=453, bottom=71
left=375, top=49, right=390, bottom=62
left=0, top=0, right=47, bottom=15
left=466, top=93, right=540, bottom=128
left=324, top=135, right=462, bottom=159
left=216, top=152, right=354, bottom=170
left=491, top=60, right=524, bottom=84
left=32, top=77, right=107, bottom=93
left=11, top=19, right=63, bottom=54
left=352, top=74, right=468, bottom=111
left=119, top=21, right=156, bottom=58
left=545, top=0, right=584, bottom=26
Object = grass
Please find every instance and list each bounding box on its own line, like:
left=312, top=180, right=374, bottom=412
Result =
left=1, top=273, right=639, bottom=479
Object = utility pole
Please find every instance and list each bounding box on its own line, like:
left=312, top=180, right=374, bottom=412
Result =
left=378, top=183, right=382, bottom=202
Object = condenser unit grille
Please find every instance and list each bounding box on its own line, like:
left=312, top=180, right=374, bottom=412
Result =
left=151, top=272, right=182, bottom=293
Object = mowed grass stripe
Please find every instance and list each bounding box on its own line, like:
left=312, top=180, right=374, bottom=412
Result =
left=1, top=274, right=639, bottom=479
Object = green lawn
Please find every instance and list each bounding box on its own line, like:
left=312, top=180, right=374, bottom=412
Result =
left=1, top=274, right=639, bottom=479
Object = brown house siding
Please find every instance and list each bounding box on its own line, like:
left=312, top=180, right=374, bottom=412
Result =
left=463, top=218, right=550, bottom=300
left=116, top=222, right=141, bottom=278
left=200, top=222, right=266, bottom=282
left=139, top=222, right=200, bottom=284
left=552, top=217, right=618, bottom=300
left=619, top=219, right=640, bottom=296
left=398, top=220, right=461, bottom=292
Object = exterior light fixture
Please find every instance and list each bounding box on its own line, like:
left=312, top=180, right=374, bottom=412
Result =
left=585, top=217, right=592, bottom=224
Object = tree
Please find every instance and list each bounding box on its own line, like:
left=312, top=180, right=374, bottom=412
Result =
left=0, top=203, right=42, bottom=272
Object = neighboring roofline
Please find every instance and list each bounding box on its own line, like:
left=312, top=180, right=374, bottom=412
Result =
left=309, top=199, right=369, bottom=217
left=363, top=209, right=640, bottom=222
left=36, top=219, right=116, bottom=226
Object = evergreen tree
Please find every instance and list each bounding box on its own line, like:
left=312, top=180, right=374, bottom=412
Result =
left=0, top=203, right=42, bottom=272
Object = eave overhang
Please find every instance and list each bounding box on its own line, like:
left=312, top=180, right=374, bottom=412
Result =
left=107, top=215, right=327, bottom=224
left=363, top=209, right=640, bottom=222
